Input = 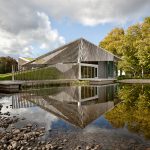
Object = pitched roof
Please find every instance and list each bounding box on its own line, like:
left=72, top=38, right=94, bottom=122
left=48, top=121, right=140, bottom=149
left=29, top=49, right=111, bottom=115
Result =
left=23, top=38, right=120, bottom=66
left=19, top=57, right=33, bottom=62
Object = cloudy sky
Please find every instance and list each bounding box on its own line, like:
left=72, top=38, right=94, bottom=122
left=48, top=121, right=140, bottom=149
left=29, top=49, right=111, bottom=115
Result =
left=0, top=0, right=149, bottom=58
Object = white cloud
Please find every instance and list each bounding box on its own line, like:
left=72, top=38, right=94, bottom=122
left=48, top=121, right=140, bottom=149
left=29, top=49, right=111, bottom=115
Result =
left=27, top=0, right=150, bottom=25
left=0, top=0, right=149, bottom=57
left=0, top=1, right=65, bottom=58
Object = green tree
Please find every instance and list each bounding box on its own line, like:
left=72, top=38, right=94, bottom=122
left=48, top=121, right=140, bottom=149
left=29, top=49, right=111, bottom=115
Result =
left=99, top=17, right=150, bottom=77
left=136, top=17, right=150, bottom=77
left=121, top=24, right=141, bottom=76
left=99, top=28, right=124, bottom=56
left=0, top=57, right=18, bottom=74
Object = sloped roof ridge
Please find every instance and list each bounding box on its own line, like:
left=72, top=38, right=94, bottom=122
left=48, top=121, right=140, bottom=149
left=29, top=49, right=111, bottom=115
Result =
left=81, top=38, right=120, bottom=59
left=19, top=57, right=30, bottom=62
left=23, top=37, right=120, bottom=66
left=23, top=38, right=82, bottom=66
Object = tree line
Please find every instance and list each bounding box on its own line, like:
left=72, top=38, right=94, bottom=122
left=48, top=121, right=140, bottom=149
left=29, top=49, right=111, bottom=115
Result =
left=99, top=17, right=150, bottom=78
left=0, top=57, right=18, bottom=74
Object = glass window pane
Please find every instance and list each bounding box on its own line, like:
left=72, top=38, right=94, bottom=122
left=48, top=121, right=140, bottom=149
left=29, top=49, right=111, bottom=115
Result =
left=81, top=66, right=97, bottom=78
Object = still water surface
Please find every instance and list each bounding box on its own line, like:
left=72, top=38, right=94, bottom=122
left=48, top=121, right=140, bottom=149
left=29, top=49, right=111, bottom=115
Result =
left=0, top=83, right=150, bottom=148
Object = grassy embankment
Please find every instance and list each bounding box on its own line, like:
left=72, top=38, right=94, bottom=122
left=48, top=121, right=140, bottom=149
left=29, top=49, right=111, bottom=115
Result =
left=0, top=73, right=12, bottom=80
left=0, top=67, right=90, bottom=87
left=0, top=67, right=61, bottom=81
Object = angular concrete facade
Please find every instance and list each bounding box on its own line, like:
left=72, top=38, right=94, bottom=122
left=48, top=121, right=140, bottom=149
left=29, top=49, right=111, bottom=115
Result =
left=23, top=38, right=120, bottom=79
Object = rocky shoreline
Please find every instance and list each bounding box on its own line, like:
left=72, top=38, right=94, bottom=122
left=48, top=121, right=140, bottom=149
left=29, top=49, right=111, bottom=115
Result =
left=0, top=102, right=150, bottom=150
left=0, top=103, right=102, bottom=150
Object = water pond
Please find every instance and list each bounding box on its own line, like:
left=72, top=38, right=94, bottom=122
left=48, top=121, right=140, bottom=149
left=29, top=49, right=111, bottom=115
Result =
left=0, top=83, right=150, bottom=149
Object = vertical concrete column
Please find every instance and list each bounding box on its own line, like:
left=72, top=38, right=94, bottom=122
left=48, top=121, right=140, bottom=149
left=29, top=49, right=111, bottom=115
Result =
left=12, top=65, right=14, bottom=81
left=78, top=63, right=81, bottom=79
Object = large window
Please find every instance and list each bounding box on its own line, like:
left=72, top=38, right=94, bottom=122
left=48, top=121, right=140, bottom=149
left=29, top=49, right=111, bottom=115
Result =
left=81, top=86, right=98, bottom=99
left=81, top=65, right=98, bottom=78
left=107, top=61, right=114, bottom=78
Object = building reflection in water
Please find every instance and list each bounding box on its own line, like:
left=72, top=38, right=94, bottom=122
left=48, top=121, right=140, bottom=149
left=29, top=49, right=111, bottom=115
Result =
left=12, top=84, right=118, bottom=128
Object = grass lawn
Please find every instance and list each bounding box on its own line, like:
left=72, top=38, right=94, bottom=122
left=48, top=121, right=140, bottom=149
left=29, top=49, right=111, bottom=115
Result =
left=0, top=73, right=12, bottom=80
left=0, top=67, right=61, bottom=81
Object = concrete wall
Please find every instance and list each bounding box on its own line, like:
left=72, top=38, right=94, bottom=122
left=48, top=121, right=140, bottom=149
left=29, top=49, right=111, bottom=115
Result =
left=98, top=61, right=107, bottom=78
left=50, top=63, right=79, bottom=79
left=22, top=61, right=116, bottom=80
left=98, top=61, right=115, bottom=78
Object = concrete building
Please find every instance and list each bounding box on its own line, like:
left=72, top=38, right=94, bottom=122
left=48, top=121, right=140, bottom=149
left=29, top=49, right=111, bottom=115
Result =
left=18, top=57, right=33, bottom=70
left=23, top=38, right=120, bottom=79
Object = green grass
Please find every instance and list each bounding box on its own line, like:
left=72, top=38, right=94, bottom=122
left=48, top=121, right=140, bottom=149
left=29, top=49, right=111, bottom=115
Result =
left=0, top=73, right=12, bottom=80
left=0, top=67, right=61, bottom=81
left=71, top=80, right=89, bottom=86
left=15, top=67, right=61, bottom=80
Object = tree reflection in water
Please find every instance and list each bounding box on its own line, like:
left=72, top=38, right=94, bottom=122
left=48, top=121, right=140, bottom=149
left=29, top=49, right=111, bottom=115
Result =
left=105, top=84, right=150, bottom=139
